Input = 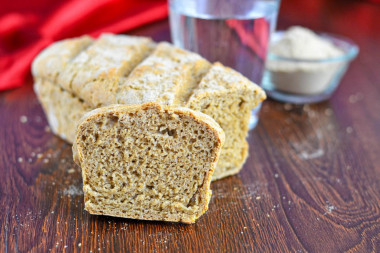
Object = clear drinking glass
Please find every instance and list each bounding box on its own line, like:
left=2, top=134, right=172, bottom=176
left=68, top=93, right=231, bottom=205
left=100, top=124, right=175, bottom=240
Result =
left=169, top=0, right=281, bottom=129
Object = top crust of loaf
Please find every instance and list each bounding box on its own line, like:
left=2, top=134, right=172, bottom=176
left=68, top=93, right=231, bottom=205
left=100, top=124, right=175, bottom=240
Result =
left=33, top=34, right=156, bottom=107
left=187, top=62, right=266, bottom=109
left=116, top=42, right=211, bottom=106
left=31, top=35, right=94, bottom=83
left=32, top=34, right=265, bottom=110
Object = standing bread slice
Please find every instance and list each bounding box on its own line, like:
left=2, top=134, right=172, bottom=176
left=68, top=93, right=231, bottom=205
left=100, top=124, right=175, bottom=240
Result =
left=187, top=63, right=266, bottom=180
left=73, top=103, right=224, bottom=223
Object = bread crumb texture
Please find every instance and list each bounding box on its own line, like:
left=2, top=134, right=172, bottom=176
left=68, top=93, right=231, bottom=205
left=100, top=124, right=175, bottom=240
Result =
left=33, top=34, right=265, bottom=180
left=73, top=103, right=224, bottom=223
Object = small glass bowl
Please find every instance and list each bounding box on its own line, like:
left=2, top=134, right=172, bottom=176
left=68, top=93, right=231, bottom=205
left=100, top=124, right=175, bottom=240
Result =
left=262, top=31, right=359, bottom=104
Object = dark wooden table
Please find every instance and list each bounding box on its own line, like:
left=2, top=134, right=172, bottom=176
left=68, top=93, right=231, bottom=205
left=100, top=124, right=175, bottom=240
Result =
left=1, top=0, right=380, bottom=252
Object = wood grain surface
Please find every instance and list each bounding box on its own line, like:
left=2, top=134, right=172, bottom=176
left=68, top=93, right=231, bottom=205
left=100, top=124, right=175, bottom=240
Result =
left=1, top=0, right=380, bottom=252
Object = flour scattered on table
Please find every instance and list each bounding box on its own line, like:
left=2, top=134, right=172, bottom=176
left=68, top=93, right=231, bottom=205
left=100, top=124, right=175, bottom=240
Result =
left=63, top=185, right=83, bottom=196
left=299, top=148, right=324, bottom=160
left=324, top=108, right=333, bottom=116
left=284, top=103, right=293, bottom=111
left=348, top=92, right=364, bottom=104
left=120, top=223, right=129, bottom=231
left=212, top=182, right=267, bottom=200
left=35, top=116, right=42, bottom=123
left=20, top=115, right=28, bottom=123
left=324, top=201, right=337, bottom=215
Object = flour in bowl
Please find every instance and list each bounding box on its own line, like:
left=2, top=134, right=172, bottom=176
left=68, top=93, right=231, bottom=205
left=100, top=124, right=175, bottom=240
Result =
left=266, top=26, right=344, bottom=95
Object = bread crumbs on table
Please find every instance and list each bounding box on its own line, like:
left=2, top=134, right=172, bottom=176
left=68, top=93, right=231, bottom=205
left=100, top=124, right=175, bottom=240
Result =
left=20, top=115, right=28, bottom=123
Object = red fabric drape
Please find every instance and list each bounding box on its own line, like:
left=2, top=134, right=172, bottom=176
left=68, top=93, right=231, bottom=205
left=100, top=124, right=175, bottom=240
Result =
left=0, top=0, right=168, bottom=91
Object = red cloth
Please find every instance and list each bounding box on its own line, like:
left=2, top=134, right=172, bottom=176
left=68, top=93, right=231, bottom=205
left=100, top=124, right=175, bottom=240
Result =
left=0, top=0, right=168, bottom=91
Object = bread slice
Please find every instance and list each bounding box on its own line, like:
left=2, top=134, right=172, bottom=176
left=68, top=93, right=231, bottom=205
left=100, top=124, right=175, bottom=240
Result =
left=73, top=103, right=225, bottom=223
left=33, top=34, right=265, bottom=181
left=187, top=63, right=265, bottom=180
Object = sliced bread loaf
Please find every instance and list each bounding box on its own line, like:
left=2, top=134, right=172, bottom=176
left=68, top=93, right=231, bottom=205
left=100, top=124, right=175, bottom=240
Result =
left=73, top=103, right=225, bottom=223
left=33, top=34, right=265, bottom=181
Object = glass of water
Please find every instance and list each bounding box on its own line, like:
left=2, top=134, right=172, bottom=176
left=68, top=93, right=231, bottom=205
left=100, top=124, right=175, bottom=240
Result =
left=169, top=0, right=281, bottom=129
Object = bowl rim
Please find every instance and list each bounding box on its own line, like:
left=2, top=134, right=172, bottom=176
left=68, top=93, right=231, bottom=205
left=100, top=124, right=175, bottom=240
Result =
left=267, top=31, right=359, bottom=63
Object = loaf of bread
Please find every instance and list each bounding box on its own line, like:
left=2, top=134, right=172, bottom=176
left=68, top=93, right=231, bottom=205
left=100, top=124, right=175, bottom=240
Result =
left=33, top=34, right=266, bottom=180
left=73, top=103, right=224, bottom=223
